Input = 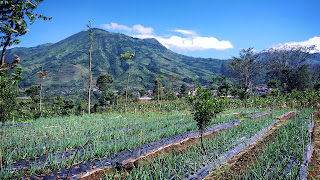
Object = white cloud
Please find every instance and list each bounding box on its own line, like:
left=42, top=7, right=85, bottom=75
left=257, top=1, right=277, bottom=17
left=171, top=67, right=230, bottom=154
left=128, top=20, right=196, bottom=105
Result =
left=101, top=22, right=233, bottom=51
left=156, top=35, right=233, bottom=51
left=132, top=24, right=153, bottom=35
left=101, top=22, right=154, bottom=35
left=173, top=29, right=197, bottom=37
left=277, top=36, right=320, bottom=53
left=101, top=22, right=131, bottom=32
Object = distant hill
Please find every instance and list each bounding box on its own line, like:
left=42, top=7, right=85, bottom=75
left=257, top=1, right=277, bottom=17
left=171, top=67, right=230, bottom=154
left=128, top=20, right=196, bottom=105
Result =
left=4, top=28, right=228, bottom=98
left=307, top=53, right=320, bottom=64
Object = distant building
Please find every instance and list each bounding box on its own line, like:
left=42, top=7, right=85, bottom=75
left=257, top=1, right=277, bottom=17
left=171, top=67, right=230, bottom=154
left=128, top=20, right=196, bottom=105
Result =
left=139, top=95, right=152, bottom=101
left=254, top=87, right=271, bottom=95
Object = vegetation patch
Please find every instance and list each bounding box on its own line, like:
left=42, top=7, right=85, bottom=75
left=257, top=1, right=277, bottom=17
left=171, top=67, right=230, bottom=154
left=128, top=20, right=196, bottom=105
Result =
left=308, top=111, right=320, bottom=179
left=206, top=111, right=298, bottom=179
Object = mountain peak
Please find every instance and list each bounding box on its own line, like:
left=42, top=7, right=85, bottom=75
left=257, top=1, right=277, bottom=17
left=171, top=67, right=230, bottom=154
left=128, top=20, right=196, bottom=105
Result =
left=4, top=28, right=226, bottom=99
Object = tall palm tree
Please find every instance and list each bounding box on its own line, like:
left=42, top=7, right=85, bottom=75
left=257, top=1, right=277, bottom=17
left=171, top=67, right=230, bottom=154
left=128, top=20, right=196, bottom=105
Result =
left=87, top=20, right=93, bottom=114
left=37, top=68, right=48, bottom=112
left=119, top=51, right=135, bottom=114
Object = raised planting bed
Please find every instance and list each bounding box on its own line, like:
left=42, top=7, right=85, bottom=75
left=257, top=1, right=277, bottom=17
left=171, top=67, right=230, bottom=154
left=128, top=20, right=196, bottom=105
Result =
left=98, top=116, right=280, bottom=179
left=276, top=111, right=297, bottom=120
left=2, top=122, right=31, bottom=128
left=206, top=109, right=314, bottom=180
left=1, top=113, right=239, bottom=179
left=1, top=112, right=192, bottom=163
left=24, top=119, right=243, bottom=179
left=307, top=111, right=320, bottom=179
left=246, top=110, right=273, bottom=119
left=3, top=118, right=194, bottom=173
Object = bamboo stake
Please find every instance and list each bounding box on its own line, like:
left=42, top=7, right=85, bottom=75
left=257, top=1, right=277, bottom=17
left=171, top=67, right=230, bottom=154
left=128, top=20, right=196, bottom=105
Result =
left=46, top=135, right=50, bottom=160
left=302, top=125, right=304, bottom=154
left=0, top=133, right=3, bottom=170
left=139, top=130, right=142, bottom=158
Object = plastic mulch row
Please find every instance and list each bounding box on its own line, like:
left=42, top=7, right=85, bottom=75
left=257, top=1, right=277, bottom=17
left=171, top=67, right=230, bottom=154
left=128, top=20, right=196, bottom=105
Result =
left=25, top=119, right=242, bottom=180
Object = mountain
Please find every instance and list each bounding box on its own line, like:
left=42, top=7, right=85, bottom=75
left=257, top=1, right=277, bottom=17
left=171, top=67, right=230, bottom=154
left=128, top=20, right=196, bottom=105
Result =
left=4, top=28, right=228, bottom=98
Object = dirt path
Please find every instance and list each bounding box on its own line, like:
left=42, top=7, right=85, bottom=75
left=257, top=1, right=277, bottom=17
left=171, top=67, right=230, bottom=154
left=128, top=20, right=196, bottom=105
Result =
left=204, top=111, right=297, bottom=180
left=308, top=111, right=320, bottom=179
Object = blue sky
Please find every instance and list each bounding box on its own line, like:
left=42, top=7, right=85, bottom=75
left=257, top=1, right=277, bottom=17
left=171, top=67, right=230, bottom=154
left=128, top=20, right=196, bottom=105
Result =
left=14, top=0, right=320, bottom=59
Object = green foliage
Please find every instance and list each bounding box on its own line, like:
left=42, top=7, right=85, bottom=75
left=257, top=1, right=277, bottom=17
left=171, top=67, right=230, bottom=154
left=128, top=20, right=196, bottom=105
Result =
left=0, top=0, right=51, bottom=64
left=179, top=83, right=189, bottom=97
left=314, top=82, right=320, bottom=91
left=25, top=85, right=40, bottom=101
left=267, top=79, right=280, bottom=88
left=139, top=88, right=146, bottom=96
left=0, top=67, right=22, bottom=122
left=96, top=73, right=113, bottom=92
left=187, top=86, right=225, bottom=132
left=4, top=29, right=222, bottom=100
left=263, top=45, right=316, bottom=92
left=228, top=48, right=260, bottom=91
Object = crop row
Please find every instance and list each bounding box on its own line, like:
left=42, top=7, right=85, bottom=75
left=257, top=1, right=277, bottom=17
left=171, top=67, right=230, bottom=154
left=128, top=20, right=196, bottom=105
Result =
left=1, top=109, right=256, bottom=178
left=101, top=112, right=287, bottom=179
left=237, top=108, right=313, bottom=179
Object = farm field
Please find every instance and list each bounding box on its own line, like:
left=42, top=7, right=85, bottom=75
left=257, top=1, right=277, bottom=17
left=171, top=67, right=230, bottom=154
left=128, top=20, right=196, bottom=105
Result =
left=1, top=107, right=312, bottom=179
left=0, top=107, right=257, bottom=178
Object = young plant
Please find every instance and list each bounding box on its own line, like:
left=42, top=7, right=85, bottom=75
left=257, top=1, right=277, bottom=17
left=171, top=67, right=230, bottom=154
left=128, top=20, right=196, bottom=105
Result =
left=187, top=86, right=224, bottom=154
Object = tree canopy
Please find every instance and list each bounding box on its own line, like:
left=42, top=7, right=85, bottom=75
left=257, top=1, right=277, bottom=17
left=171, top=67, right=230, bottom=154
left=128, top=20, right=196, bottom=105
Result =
left=0, top=0, right=51, bottom=65
left=263, top=45, right=316, bottom=92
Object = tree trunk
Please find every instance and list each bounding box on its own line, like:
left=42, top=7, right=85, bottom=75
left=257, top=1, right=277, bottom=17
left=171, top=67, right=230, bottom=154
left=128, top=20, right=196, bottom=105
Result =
left=40, top=77, right=42, bottom=112
left=125, top=63, right=130, bottom=114
left=157, top=82, right=160, bottom=103
left=200, top=129, right=207, bottom=155
left=1, top=35, right=11, bottom=66
left=88, top=38, right=93, bottom=114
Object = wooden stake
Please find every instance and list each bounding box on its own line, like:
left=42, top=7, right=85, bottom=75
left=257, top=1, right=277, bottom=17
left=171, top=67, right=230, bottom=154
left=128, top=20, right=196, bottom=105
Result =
left=46, top=135, right=50, bottom=160
left=302, top=125, right=304, bottom=153
left=139, top=130, right=142, bottom=157
left=0, top=134, right=3, bottom=170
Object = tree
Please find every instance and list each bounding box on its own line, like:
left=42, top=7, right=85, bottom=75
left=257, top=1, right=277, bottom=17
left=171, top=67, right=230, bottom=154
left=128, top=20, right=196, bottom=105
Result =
left=37, top=69, right=48, bottom=112
left=96, top=73, right=114, bottom=109
left=263, top=45, right=316, bottom=92
left=153, top=74, right=163, bottom=102
left=187, top=86, right=224, bottom=154
left=227, top=48, right=260, bottom=108
left=118, top=51, right=135, bottom=114
left=1, top=0, right=51, bottom=65
left=170, top=74, right=182, bottom=91
left=96, top=73, right=113, bottom=92
left=218, top=81, right=232, bottom=97
left=86, top=20, right=93, bottom=114
left=180, top=83, right=188, bottom=97
left=267, top=79, right=280, bottom=89
left=25, top=85, right=40, bottom=104
left=0, top=67, right=22, bottom=122
left=139, top=88, right=146, bottom=96
left=314, top=82, right=320, bottom=91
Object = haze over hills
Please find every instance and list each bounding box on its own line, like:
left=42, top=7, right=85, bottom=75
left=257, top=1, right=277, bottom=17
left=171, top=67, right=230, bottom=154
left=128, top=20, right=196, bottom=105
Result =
left=4, top=28, right=228, bottom=97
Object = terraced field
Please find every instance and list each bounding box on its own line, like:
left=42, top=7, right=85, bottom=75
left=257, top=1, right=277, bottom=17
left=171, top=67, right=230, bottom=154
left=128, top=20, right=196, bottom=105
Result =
left=1, top=107, right=318, bottom=179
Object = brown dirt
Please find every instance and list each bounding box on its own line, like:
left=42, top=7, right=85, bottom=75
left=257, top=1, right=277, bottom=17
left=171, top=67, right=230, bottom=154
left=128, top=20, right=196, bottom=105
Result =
left=204, top=111, right=297, bottom=180
left=308, top=111, right=320, bottom=179
left=79, top=122, right=241, bottom=180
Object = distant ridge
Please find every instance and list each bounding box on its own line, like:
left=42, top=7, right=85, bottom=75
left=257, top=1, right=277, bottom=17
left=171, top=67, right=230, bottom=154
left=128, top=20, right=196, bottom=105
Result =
left=4, top=28, right=228, bottom=97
